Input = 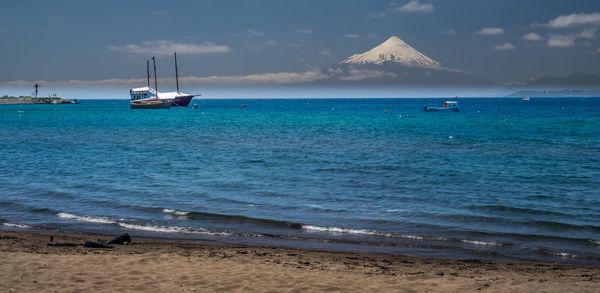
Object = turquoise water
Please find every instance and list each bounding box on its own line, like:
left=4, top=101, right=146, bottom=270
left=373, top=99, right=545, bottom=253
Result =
left=1, top=98, right=599, bottom=264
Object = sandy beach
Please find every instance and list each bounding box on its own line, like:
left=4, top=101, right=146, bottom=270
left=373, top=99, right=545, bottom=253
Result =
left=1, top=230, right=598, bottom=292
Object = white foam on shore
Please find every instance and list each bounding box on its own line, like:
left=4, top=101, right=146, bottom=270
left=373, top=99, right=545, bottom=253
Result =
left=57, top=212, right=230, bottom=236
left=461, top=240, right=502, bottom=246
left=57, top=212, right=116, bottom=224
left=302, top=225, right=432, bottom=240
left=3, top=222, right=31, bottom=229
left=303, top=225, right=380, bottom=236
left=118, top=223, right=231, bottom=236
left=552, top=252, right=578, bottom=258
left=162, top=209, right=191, bottom=216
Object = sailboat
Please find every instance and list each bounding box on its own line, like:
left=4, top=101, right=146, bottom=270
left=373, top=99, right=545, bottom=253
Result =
left=129, top=53, right=198, bottom=107
left=130, top=57, right=172, bottom=109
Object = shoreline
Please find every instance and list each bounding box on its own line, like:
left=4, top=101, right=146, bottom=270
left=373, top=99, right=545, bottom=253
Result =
left=1, top=229, right=599, bottom=292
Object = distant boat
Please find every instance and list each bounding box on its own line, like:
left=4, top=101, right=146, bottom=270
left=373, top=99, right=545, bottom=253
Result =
left=522, top=97, right=530, bottom=101
left=424, top=101, right=459, bottom=111
left=130, top=53, right=198, bottom=107
left=130, top=57, right=173, bottom=109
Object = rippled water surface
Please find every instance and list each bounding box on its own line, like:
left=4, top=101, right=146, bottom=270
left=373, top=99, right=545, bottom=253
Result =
left=1, top=98, right=599, bottom=264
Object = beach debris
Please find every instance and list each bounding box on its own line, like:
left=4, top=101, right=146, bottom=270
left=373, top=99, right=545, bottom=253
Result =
left=106, top=233, right=131, bottom=245
left=83, top=240, right=114, bottom=249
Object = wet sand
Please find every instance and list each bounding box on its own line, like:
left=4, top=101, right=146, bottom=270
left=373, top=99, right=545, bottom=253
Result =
left=1, top=230, right=599, bottom=292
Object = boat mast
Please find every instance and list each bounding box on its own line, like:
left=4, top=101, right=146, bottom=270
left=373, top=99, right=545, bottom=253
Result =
left=174, top=52, right=180, bottom=93
left=146, top=60, right=150, bottom=88
left=153, top=57, right=158, bottom=99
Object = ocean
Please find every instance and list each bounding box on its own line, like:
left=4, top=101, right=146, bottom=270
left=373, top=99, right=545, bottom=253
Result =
left=1, top=98, right=599, bottom=264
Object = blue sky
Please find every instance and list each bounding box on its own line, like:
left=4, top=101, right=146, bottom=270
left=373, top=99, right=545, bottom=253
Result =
left=1, top=0, right=599, bottom=97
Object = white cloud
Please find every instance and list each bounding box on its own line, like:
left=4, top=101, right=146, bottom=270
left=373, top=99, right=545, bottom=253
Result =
left=339, top=69, right=397, bottom=81
left=246, top=29, right=264, bottom=37
left=578, top=27, right=597, bottom=39
left=396, top=1, right=434, bottom=13
left=368, top=11, right=386, bottom=19
left=266, top=40, right=277, bottom=46
left=297, top=29, right=313, bottom=34
left=443, top=29, right=456, bottom=35
left=108, top=40, right=231, bottom=56
left=327, top=68, right=343, bottom=74
left=545, top=28, right=596, bottom=48
left=345, top=33, right=360, bottom=38
left=46, top=16, right=60, bottom=24
left=547, top=12, right=600, bottom=28
left=318, top=48, right=333, bottom=56
left=180, top=70, right=329, bottom=85
left=476, top=27, right=505, bottom=35
left=493, top=43, right=516, bottom=50
left=547, top=35, right=575, bottom=47
left=522, top=32, right=542, bottom=41
left=1, top=70, right=331, bottom=87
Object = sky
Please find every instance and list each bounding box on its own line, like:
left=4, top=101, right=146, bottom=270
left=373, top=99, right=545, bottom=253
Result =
left=1, top=0, right=600, bottom=98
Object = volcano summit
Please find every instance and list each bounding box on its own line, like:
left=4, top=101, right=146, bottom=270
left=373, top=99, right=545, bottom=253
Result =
left=323, top=36, right=492, bottom=86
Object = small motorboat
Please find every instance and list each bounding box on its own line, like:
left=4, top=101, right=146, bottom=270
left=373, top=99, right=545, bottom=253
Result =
left=425, top=101, right=459, bottom=112
left=522, top=97, right=530, bottom=101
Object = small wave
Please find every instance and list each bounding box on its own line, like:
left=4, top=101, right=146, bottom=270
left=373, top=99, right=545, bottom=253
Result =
left=552, top=252, right=579, bottom=259
left=162, top=209, right=191, bottom=216
left=117, top=223, right=230, bottom=236
left=589, top=240, right=600, bottom=247
left=385, top=209, right=406, bottom=212
left=302, top=225, right=435, bottom=240
left=57, top=212, right=231, bottom=236
left=303, top=204, right=324, bottom=209
left=461, top=240, right=502, bottom=247
left=3, top=222, right=31, bottom=229
left=303, top=225, right=382, bottom=236
left=57, top=212, right=116, bottom=224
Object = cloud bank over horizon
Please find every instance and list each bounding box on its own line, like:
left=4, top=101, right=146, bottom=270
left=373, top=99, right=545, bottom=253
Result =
left=108, top=40, right=231, bottom=56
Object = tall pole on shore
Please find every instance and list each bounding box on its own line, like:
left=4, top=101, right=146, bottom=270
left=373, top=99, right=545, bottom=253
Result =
left=146, top=60, right=150, bottom=88
left=153, top=57, right=158, bottom=99
left=174, top=52, right=180, bottom=93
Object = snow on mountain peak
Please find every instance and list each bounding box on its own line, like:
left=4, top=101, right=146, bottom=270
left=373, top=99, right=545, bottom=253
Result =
left=340, top=36, right=443, bottom=69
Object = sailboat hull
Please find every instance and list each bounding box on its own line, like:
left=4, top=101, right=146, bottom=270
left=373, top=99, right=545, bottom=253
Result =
left=172, top=95, right=193, bottom=107
left=130, top=99, right=172, bottom=109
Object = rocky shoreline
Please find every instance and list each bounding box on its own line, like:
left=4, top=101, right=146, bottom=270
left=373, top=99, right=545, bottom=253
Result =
left=0, top=96, right=77, bottom=104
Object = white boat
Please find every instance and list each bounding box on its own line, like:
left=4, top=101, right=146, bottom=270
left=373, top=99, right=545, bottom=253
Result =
left=130, top=58, right=173, bottom=109
left=130, top=53, right=197, bottom=107
left=522, top=97, right=530, bottom=101
left=424, top=101, right=459, bottom=111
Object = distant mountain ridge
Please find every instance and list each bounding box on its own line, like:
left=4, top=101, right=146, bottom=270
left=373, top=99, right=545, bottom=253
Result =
left=525, top=72, right=600, bottom=87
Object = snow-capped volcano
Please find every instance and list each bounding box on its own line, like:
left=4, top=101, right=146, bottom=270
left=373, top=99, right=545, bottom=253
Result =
left=341, top=36, right=443, bottom=70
